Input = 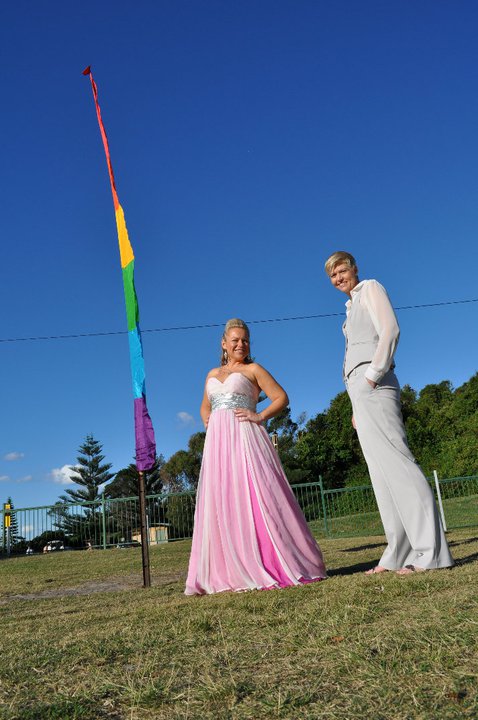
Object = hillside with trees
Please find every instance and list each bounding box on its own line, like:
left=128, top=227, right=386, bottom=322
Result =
left=276, top=373, right=478, bottom=488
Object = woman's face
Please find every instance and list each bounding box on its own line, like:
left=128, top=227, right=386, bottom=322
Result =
left=329, top=262, right=359, bottom=297
left=222, top=327, right=250, bottom=364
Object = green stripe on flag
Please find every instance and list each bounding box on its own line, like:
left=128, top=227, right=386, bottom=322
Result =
left=122, top=261, right=139, bottom=331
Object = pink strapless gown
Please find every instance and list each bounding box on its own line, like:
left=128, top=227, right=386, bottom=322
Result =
left=185, top=373, right=326, bottom=595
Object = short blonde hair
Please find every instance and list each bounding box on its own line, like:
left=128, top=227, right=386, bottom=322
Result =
left=221, top=318, right=252, bottom=365
left=324, top=251, right=357, bottom=277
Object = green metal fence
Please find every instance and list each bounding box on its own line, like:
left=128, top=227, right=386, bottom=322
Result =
left=315, top=474, right=478, bottom=538
left=319, top=483, right=383, bottom=538
left=1, top=474, right=477, bottom=554
left=435, top=475, right=478, bottom=530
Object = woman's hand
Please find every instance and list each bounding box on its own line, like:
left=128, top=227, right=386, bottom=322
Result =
left=234, top=408, right=264, bottom=424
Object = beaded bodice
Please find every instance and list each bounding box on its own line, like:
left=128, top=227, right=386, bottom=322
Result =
left=207, top=373, right=259, bottom=412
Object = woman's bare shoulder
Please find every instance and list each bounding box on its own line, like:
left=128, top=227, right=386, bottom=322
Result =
left=247, top=362, right=270, bottom=377
left=243, top=362, right=268, bottom=385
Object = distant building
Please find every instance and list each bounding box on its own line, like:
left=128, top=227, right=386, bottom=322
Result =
left=132, top=524, right=170, bottom=545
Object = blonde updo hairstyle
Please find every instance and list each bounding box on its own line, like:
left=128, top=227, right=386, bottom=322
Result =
left=221, top=318, right=253, bottom=365
left=324, top=251, right=358, bottom=277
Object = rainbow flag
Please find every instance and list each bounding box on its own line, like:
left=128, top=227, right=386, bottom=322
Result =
left=83, top=66, right=156, bottom=471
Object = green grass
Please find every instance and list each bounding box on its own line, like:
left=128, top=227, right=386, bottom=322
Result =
left=310, top=510, right=384, bottom=538
left=0, top=531, right=477, bottom=719
left=440, top=494, right=478, bottom=529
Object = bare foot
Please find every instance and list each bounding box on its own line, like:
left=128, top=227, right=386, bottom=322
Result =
left=396, top=564, right=427, bottom=576
left=365, top=565, right=389, bottom=575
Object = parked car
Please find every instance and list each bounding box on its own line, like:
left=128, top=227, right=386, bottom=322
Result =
left=45, top=540, right=64, bottom=552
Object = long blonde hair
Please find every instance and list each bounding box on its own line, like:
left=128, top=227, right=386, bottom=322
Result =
left=221, top=318, right=253, bottom=365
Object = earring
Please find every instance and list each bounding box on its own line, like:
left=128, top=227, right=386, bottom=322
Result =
left=223, top=350, right=228, bottom=364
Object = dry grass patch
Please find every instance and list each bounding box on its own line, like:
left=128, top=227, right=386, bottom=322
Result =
left=0, top=531, right=477, bottom=719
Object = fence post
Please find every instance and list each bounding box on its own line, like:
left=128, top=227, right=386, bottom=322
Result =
left=101, top=492, right=107, bottom=549
left=433, top=470, right=447, bottom=532
left=319, top=475, right=329, bottom=537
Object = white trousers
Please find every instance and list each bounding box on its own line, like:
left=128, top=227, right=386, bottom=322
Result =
left=346, top=365, right=454, bottom=570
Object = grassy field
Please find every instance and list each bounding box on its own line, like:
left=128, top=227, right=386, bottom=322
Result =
left=0, top=530, right=477, bottom=720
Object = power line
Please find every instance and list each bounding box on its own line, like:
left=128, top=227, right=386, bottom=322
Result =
left=0, top=297, right=477, bottom=345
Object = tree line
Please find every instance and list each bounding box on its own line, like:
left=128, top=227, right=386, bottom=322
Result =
left=271, top=372, right=478, bottom=488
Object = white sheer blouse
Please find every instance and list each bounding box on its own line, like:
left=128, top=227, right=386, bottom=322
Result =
left=345, top=279, right=400, bottom=383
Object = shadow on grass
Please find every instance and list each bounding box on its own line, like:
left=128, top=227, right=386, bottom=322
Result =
left=329, top=548, right=478, bottom=575
left=454, top=552, right=478, bottom=567
left=449, top=536, right=478, bottom=547
left=327, top=561, right=379, bottom=577
left=340, top=542, right=385, bottom=553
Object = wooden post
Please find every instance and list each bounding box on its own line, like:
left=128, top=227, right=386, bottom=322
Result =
left=138, top=471, right=151, bottom=588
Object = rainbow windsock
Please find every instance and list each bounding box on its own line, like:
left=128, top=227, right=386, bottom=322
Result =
left=83, top=66, right=156, bottom=471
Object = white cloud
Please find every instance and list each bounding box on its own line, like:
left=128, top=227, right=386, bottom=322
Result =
left=3, top=452, right=24, bottom=461
left=50, top=465, right=80, bottom=485
left=177, top=411, right=194, bottom=426
left=0, top=474, right=31, bottom=484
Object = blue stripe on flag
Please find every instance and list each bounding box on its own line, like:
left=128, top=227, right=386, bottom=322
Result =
left=128, top=327, right=146, bottom=399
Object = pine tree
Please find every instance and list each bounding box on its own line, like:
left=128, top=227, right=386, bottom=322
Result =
left=60, top=434, right=114, bottom=503
left=52, top=435, right=114, bottom=546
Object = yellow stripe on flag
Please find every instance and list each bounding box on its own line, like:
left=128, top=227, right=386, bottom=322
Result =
left=115, top=205, right=135, bottom=269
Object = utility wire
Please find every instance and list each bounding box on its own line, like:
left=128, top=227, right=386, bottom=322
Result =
left=0, top=297, right=477, bottom=345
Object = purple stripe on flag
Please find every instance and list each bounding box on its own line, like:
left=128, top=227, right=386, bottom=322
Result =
left=134, top=396, right=156, bottom=471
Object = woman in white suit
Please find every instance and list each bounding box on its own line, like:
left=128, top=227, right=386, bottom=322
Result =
left=325, top=250, right=454, bottom=575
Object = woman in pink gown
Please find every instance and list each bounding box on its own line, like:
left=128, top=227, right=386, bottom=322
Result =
left=185, top=319, right=326, bottom=595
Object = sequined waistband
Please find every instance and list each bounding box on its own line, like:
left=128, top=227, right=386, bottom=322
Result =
left=210, top=392, right=256, bottom=412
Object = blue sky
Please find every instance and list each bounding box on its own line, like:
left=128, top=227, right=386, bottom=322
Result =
left=1, top=1, right=477, bottom=510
